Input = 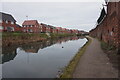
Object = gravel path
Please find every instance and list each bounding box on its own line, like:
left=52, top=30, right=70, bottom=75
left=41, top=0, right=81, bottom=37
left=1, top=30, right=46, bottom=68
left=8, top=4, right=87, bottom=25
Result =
left=73, top=37, right=118, bottom=78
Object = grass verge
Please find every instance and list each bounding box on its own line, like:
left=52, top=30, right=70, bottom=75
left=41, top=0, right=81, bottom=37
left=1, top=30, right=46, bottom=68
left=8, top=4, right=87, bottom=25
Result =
left=101, top=41, right=116, bottom=51
left=60, top=36, right=92, bottom=78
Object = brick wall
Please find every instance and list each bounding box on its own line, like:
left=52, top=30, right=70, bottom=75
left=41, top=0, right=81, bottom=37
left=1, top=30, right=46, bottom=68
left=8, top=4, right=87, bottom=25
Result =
left=0, top=21, right=17, bottom=32
left=89, top=2, right=120, bottom=52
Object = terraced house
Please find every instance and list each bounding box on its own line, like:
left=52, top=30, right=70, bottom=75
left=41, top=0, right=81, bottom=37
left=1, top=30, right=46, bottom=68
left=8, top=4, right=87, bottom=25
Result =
left=0, top=12, right=17, bottom=32
left=22, top=20, right=41, bottom=33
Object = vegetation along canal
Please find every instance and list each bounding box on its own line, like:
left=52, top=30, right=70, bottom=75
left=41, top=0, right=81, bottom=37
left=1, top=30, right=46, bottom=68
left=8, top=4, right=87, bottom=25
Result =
left=2, top=36, right=87, bottom=78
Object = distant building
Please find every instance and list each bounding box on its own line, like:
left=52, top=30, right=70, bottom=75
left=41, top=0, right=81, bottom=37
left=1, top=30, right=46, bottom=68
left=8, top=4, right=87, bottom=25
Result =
left=22, top=20, right=41, bottom=33
left=0, top=12, right=17, bottom=32
left=41, top=23, right=46, bottom=33
left=56, top=27, right=62, bottom=34
left=16, top=24, right=22, bottom=32
left=41, top=23, right=50, bottom=33
left=52, top=27, right=57, bottom=33
left=48, top=25, right=54, bottom=33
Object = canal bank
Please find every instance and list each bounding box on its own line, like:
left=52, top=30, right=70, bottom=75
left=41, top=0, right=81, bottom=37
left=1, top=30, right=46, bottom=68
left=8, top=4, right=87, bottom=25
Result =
left=60, top=36, right=92, bottom=78
left=2, top=32, right=76, bottom=47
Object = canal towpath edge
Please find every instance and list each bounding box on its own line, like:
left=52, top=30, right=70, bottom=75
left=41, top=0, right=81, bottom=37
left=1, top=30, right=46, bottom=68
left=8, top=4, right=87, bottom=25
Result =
left=72, top=36, right=118, bottom=78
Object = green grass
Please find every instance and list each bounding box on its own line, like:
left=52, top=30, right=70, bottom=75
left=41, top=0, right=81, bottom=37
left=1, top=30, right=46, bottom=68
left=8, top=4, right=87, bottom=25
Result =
left=101, top=41, right=116, bottom=51
left=2, top=32, right=76, bottom=38
left=2, top=32, right=49, bottom=38
left=50, top=33, right=76, bottom=38
left=60, top=37, right=92, bottom=78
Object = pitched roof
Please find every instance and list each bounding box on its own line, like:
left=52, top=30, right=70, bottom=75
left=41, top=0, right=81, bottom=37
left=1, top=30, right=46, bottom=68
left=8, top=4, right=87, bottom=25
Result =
left=0, top=12, right=16, bottom=22
left=56, top=27, right=62, bottom=29
left=41, top=23, right=49, bottom=28
left=16, top=24, right=21, bottom=27
left=97, top=7, right=106, bottom=24
left=62, top=28, right=66, bottom=30
left=48, top=25, right=54, bottom=28
left=22, top=20, right=38, bottom=25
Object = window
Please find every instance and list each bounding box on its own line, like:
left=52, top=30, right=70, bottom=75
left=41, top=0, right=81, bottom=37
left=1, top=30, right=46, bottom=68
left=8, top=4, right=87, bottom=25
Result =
left=0, top=26, right=3, bottom=30
left=7, top=27, right=14, bottom=31
left=23, top=29, right=26, bottom=32
left=6, top=20, right=8, bottom=24
left=28, top=29, right=33, bottom=32
left=11, top=22, right=14, bottom=24
left=0, top=20, right=2, bottom=23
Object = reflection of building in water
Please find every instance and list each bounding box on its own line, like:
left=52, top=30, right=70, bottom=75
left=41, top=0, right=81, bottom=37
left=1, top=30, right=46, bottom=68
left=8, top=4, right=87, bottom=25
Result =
left=2, top=46, right=18, bottom=64
left=2, top=52, right=17, bottom=64
left=25, top=49, right=38, bottom=53
left=71, top=36, right=79, bottom=40
left=2, top=36, right=85, bottom=63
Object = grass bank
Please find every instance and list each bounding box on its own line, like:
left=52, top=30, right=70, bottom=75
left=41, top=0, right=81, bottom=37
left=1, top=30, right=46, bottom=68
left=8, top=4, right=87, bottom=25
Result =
left=60, top=36, right=92, bottom=78
left=100, top=40, right=119, bottom=70
left=101, top=41, right=116, bottom=51
left=3, top=32, right=76, bottom=38
left=2, top=32, right=78, bottom=47
left=2, top=32, right=49, bottom=38
left=50, top=33, right=76, bottom=38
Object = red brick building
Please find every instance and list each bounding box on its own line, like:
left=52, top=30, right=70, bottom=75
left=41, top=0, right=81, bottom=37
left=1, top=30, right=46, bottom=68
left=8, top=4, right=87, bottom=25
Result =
left=41, top=23, right=51, bottom=33
left=0, top=12, right=18, bottom=32
left=41, top=23, right=47, bottom=33
left=22, top=20, right=41, bottom=33
left=16, top=24, right=22, bottom=32
left=52, top=27, right=57, bottom=33
left=48, top=25, right=54, bottom=33
left=56, top=27, right=62, bottom=34
left=89, top=1, right=120, bottom=53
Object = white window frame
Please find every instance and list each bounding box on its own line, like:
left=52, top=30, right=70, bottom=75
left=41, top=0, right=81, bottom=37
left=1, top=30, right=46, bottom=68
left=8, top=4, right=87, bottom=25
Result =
left=6, top=20, right=8, bottom=24
left=0, top=20, right=2, bottom=23
left=11, top=22, right=14, bottom=24
left=0, top=26, right=3, bottom=30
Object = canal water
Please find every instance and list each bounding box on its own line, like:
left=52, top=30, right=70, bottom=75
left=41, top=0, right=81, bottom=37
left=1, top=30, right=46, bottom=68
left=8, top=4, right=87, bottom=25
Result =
left=2, top=36, right=87, bottom=78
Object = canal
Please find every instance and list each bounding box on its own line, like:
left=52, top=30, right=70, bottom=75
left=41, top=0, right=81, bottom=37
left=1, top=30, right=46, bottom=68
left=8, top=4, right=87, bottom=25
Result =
left=2, top=36, right=87, bottom=78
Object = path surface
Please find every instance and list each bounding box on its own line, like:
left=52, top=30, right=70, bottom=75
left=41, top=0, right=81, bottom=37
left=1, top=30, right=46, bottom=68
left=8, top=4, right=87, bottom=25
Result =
left=73, top=37, right=118, bottom=78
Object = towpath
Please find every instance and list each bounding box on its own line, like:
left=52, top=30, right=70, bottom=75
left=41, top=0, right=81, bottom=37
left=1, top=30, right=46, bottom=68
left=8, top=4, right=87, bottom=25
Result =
left=73, top=36, right=118, bottom=78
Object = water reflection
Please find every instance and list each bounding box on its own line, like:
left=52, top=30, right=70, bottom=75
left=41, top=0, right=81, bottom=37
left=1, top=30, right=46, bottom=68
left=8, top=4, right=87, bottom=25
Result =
left=2, top=36, right=87, bottom=78
left=2, top=36, right=84, bottom=64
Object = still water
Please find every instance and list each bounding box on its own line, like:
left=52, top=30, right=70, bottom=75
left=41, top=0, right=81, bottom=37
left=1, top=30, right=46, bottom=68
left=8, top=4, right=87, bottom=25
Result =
left=2, top=36, right=87, bottom=78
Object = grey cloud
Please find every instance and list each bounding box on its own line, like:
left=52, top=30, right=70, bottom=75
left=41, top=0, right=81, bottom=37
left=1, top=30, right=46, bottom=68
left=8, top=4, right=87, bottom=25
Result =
left=1, top=2, right=104, bottom=31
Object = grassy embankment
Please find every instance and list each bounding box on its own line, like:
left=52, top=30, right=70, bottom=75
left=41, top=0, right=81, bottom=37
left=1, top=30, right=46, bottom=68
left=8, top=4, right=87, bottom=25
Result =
left=2, top=32, right=77, bottom=46
left=50, top=33, right=76, bottom=38
left=100, top=39, right=119, bottom=70
left=2, top=32, right=48, bottom=38
left=2, top=32, right=76, bottom=38
left=60, top=36, right=92, bottom=78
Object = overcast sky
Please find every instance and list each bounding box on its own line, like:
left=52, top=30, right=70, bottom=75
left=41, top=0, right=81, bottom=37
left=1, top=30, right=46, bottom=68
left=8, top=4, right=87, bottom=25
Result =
left=1, top=0, right=105, bottom=31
